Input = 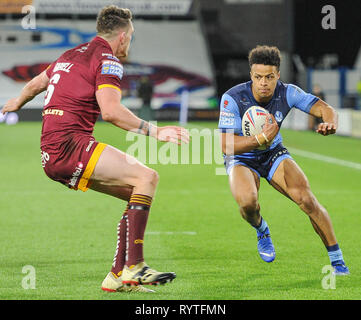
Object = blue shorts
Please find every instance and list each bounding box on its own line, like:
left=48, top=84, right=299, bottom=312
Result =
left=224, top=143, right=292, bottom=182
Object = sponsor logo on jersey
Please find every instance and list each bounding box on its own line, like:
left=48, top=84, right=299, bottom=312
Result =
left=241, top=97, right=251, bottom=105
left=275, top=111, right=283, bottom=122
left=42, top=109, right=64, bottom=116
left=134, top=239, right=144, bottom=244
left=220, top=111, right=235, bottom=126
left=53, top=62, right=73, bottom=73
left=101, top=60, right=123, bottom=80
left=102, top=60, right=122, bottom=66
left=76, top=45, right=89, bottom=53
left=220, top=118, right=235, bottom=126
left=220, top=111, right=234, bottom=118
left=101, top=53, right=120, bottom=61
left=86, top=140, right=95, bottom=152
left=69, top=162, right=84, bottom=188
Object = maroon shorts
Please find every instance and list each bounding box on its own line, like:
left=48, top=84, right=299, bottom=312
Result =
left=40, top=134, right=107, bottom=192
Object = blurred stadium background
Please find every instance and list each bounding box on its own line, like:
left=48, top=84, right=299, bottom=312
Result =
left=1, top=0, right=361, bottom=134
left=1, top=0, right=361, bottom=301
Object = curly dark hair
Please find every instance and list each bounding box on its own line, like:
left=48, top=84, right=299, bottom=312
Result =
left=96, top=5, right=132, bottom=37
left=248, top=45, right=281, bottom=70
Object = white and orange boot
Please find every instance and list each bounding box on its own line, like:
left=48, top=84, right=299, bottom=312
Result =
left=101, top=272, right=155, bottom=293
left=121, top=262, right=176, bottom=286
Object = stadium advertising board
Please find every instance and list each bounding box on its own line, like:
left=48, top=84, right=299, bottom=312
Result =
left=32, top=0, right=193, bottom=16
left=0, top=0, right=33, bottom=13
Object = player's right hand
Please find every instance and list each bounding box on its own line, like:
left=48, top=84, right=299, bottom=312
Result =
left=262, top=114, right=279, bottom=143
left=156, top=126, right=190, bottom=145
left=1, top=98, right=21, bottom=114
left=316, top=122, right=337, bottom=136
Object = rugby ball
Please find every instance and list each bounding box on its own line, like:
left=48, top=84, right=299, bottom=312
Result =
left=241, top=106, right=273, bottom=149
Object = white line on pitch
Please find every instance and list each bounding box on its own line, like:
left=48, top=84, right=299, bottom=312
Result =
left=146, top=231, right=197, bottom=235
left=288, top=148, right=361, bottom=171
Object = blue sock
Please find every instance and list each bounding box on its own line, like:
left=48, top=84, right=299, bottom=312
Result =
left=254, top=217, right=268, bottom=233
left=326, top=244, right=344, bottom=265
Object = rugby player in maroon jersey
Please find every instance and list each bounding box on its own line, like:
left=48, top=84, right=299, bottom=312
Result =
left=1, top=6, right=189, bottom=293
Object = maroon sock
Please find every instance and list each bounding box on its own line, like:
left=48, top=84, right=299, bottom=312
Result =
left=110, top=203, right=129, bottom=278
left=125, top=194, right=152, bottom=267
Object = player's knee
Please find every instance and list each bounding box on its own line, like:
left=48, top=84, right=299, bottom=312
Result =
left=240, top=203, right=259, bottom=217
left=142, top=168, right=159, bottom=187
left=292, top=188, right=317, bottom=214
left=237, top=194, right=259, bottom=216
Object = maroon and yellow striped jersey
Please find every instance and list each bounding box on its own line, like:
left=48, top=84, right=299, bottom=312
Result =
left=41, top=36, right=123, bottom=148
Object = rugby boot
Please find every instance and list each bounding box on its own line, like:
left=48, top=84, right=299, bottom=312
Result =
left=257, top=227, right=276, bottom=263
left=101, top=272, right=155, bottom=293
left=332, top=260, right=350, bottom=276
left=122, top=262, right=176, bottom=286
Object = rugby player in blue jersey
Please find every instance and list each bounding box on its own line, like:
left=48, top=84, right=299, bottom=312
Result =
left=218, top=45, right=349, bottom=275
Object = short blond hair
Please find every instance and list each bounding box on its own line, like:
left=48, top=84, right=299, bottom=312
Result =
left=96, top=5, right=132, bottom=38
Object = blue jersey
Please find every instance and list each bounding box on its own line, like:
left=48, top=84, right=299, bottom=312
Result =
left=218, top=80, right=319, bottom=157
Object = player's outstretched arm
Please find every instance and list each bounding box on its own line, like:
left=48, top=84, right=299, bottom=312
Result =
left=1, top=70, right=49, bottom=115
left=309, top=99, right=338, bottom=136
left=96, top=87, right=189, bottom=145
left=221, top=114, right=278, bottom=155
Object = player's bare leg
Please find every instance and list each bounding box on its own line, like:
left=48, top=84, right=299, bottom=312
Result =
left=228, top=165, right=261, bottom=227
left=91, top=145, right=159, bottom=197
left=229, top=165, right=275, bottom=262
left=90, top=145, right=176, bottom=291
left=271, top=158, right=337, bottom=245
left=271, top=158, right=349, bottom=274
left=90, top=182, right=133, bottom=201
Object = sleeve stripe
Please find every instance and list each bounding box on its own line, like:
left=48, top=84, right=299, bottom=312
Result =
left=97, top=84, right=121, bottom=92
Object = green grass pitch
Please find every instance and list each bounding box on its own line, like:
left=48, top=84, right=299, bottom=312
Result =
left=0, top=121, right=360, bottom=300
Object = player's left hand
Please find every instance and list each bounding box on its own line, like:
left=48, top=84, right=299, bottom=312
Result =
left=156, top=126, right=190, bottom=145
left=1, top=97, right=21, bottom=115
left=316, top=122, right=337, bottom=136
